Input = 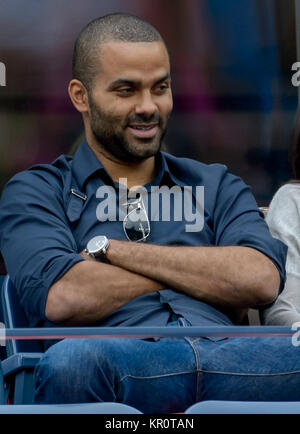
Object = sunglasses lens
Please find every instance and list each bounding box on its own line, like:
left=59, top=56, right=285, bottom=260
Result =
left=124, top=208, right=150, bottom=241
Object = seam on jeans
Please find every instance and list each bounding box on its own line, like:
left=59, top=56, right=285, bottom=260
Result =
left=178, top=319, right=202, bottom=400
left=184, top=338, right=202, bottom=402
left=119, top=369, right=196, bottom=382
left=201, top=369, right=300, bottom=376
left=187, top=337, right=201, bottom=344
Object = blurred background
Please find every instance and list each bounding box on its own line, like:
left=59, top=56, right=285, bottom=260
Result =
left=0, top=0, right=298, bottom=205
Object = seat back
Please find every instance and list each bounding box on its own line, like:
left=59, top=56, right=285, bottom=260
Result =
left=0, top=402, right=143, bottom=414
left=185, top=400, right=300, bottom=414
left=1, top=276, right=43, bottom=355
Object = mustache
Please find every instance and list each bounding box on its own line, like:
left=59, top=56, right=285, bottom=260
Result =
left=126, top=113, right=161, bottom=126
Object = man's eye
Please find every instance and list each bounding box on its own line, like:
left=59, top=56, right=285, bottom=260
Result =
left=155, top=84, right=169, bottom=93
left=117, top=88, right=134, bottom=94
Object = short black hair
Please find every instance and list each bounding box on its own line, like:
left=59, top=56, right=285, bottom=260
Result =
left=72, top=13, right=167, bottom=92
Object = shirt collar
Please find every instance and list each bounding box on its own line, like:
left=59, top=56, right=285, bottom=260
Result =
left=159, top=152, right=187, bottom=188
left=71, top=138, right=185, bottom=190
left=71, top=138, right=112, bottom=189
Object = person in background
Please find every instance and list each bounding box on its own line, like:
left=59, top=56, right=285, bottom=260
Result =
left=262, top=109, right=300, bottom=325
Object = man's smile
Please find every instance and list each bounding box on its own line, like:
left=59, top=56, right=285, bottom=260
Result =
left=127, top=123, right=159, bottom=139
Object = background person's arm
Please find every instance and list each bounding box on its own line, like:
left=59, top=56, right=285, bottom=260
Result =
left=262, top=184, right=300, bottom=325
left=262, top=274, right=300, bottom=325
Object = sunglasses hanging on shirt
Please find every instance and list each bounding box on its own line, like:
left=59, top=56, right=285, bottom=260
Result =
left=123, top=194, right=150, bottom=242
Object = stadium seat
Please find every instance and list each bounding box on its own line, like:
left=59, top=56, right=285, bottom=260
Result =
left=0, top=275, right=43, bottom=404
left=185, top=400, right=300, bottom=414
left=0, top=276, right=144, bottom=413
left=0, top=402, right=142, bottom=414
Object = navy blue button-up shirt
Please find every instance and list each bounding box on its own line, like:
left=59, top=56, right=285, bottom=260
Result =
left=0, top=140, right=287, bottom=332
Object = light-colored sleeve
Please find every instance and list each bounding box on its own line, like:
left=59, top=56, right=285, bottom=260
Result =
left=262, top=184, right=300, bottom=326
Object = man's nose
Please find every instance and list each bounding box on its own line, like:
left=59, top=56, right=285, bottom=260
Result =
left=135, top=91, right=157, bottom=116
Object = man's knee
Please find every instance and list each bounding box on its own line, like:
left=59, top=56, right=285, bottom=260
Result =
left=34, top=338, right=125, bottom=403
left=36, top=338, right=122, bottom=377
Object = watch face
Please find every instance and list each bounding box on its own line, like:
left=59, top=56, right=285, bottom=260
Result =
left=87, top=236, right=106, bottom=254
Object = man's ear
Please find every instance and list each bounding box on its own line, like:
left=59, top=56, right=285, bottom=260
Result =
left=68, top=79, right=89, bottom=113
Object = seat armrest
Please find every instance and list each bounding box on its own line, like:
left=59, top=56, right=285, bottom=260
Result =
left=1, top=353, right=43, bottom=377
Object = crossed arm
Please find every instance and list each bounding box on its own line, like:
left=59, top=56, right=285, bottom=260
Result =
left=45, top=240, right=280, bottom=325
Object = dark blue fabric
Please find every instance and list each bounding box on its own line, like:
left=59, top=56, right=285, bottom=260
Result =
left=0, top=139, right=287, bottom=331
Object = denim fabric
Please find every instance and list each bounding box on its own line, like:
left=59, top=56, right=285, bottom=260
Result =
left=34, top=319, right=300, bottom=413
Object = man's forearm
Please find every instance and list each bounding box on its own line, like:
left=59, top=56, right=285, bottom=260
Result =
left=106, top=241, right=281, bottom=308
left=45, top=259, right=164, bottom=324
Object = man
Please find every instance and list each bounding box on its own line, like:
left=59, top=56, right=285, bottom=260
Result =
left=0, top=13, right=297, bottom=413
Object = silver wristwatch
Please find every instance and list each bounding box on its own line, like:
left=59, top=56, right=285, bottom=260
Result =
left=85, top=235, right=110, bottom=260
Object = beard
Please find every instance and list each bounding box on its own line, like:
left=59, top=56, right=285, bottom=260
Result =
left=88, top=94, right=170, bottom=163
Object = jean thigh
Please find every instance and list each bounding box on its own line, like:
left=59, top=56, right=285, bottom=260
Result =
left=114, top=337, right=199, bottom=413
left=196, top=336, right=300, bottom=401
left=35, top=337, right=199, bottom=413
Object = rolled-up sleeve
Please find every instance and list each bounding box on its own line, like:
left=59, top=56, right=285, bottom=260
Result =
left=0, top=168, right=84, bottom=326
left=213, top=170, right=287, bottom=292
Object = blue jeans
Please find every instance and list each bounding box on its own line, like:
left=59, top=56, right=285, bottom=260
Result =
left=34, top=321, right=300, bottom=413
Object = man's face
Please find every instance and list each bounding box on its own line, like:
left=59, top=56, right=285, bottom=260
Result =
left=87, top=41, right=173, bottom=163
